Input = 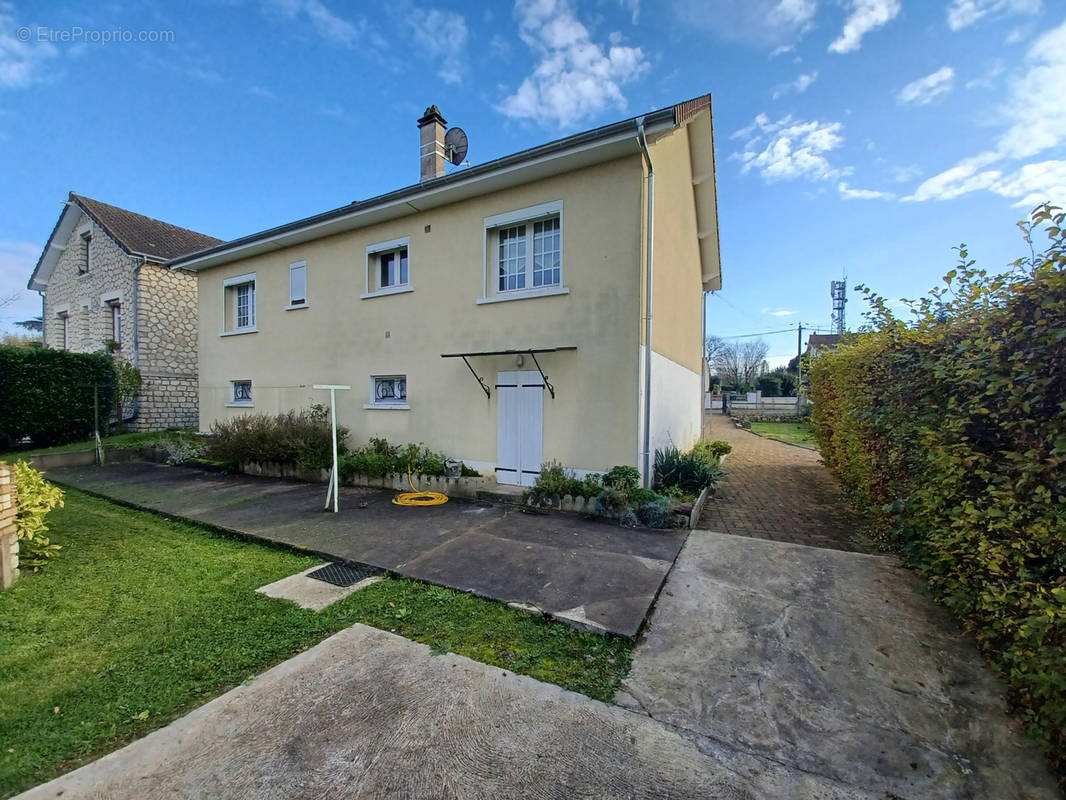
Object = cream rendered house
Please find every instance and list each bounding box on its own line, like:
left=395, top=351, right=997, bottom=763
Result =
left=172, top=96, right=722, bottom=486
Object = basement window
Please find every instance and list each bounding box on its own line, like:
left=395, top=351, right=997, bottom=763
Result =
left=227, top=380, right=253, bottom=407
left=366, top=375, right=408, bottom=409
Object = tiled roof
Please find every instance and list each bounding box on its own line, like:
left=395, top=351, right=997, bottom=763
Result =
left=807, top=334, right=842, bottom=349
left=72, top=193, right=222, bottom=261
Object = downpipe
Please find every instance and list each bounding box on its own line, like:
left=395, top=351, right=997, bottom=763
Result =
left=637, top=117, right=654, bottom=489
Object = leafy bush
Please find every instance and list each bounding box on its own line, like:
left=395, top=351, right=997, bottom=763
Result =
left=158, top=432, right=206, bottom=465
left=633, top=495, right=676, bottom=528
left=527, top=462, right=603, bottom=504
left=339, top=437, right=453, bottom=481
left=808, top=204, right=1066, bottom=788
left=12, top=460, right=64, bottom=570
left=207, top=406, right=345, bottom=470
left=0, top=347, right=116, bottom=449
left=603, top=465, right=640, bottom=491
left=653, top=445, right=723, bottom=496
left=692, top=440, right=732, bottom=460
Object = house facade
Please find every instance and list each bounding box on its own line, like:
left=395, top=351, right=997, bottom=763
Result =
left=173, top=96, right=722, bottom=485
left=27, top=193, right=221, bottom=430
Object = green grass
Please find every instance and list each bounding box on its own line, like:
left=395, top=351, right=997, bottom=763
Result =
left=749, top=421, right=818, bottom=450
left=0, top=430, right=190, bottom=463
left=0, top=489, right=632, bottom=797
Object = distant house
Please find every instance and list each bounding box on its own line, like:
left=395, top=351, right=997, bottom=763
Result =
left=27, top=193, right=222, bottom=430
left=806, top=333, right=842, bottom=356
left=171, top=95, right=722, bottom=486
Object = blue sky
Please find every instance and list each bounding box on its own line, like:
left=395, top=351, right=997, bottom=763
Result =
left=1, top=0, right=1063, bottom=365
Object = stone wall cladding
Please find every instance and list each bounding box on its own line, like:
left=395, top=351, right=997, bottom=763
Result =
left=40, top=211, right=200, bottom=431
left=42, top=212, right=136, bottom=359
left=133, top=265, right=199, bottom=430
left=0, top=465, right=18, bottom=589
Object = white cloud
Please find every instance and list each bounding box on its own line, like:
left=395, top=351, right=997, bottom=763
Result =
left=672, top=0, right=816, bottom=51
left=498, top=0, right=648, bottom=128
left=946, top=0, right=1041, bottom=31
left=619, top=0, right=640, bottom=24
left=249, top=85, right=276, bottom=99
left=828, top=0, right=900, bottom=54
left=965, top=58, right=1004, bottom=89
left=265, top=0, right=366, bottom=46
left=768, top=308, right=797, bottom=316
left=732, top=113, right=847, bottom=182
left=406, top=8, right=468, bottom=84
left=897, top=66, right=955, bottom=105
left=838, top=181, right=895, bottom=199
left=0, top=2, right=58, bottom=89
left=904, top=21, right=1066, bottom=205
left=772, top=70, right=818, bottom=99
left=891, top=164, right=923, bottom=182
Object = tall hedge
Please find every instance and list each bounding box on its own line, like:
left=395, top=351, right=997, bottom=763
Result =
left=0, top=347, right=116, bottom=449
left=809, top=206, right=1066, bottom=787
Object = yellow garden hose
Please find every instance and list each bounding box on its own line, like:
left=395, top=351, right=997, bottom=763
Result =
left=391, top=466, right=449, bottom=506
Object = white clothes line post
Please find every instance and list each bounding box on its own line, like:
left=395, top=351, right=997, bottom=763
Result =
left=313, top=384, right=350, bottom=513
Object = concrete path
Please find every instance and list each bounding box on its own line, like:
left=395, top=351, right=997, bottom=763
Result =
left=17, top=624, right=883, bottom=800
left=619, top=413, right=1058, bottom=798
left=45, top=462, right=684, bottom=637
left=701, top=411, right=870, bottom=552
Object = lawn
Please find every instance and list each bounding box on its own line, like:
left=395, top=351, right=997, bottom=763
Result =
left=749, top=421, right=818, bottom=450
left=0, top=489, right=631, bottom=797
left=0, top=430, right=188, bottom=462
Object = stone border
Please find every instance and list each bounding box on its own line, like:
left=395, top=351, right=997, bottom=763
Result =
left=237, top=460, right=490, bottom=501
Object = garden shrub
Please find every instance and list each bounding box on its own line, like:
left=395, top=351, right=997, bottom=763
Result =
left=602, top=465, right=640, bottom=491
left=526, top=462, right=603, bottom=504
left=0, top=347, right=116, bottom=449
left=808, top=204, right=1066, bottom=788
left=338, top=437, right=454, bottom=481
left=12, top=460, right=64, bottom=570
left=158, top=432, right=206, bottom=465
left=528, top=463, right=679, bottom=528
left=207, top=406, right=345, bottom=470
left=692, top=440, right=732, bottom=460
left=653, top=445, right=723, bottom=496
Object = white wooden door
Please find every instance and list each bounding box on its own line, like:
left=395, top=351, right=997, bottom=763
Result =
left=496, top=370, right=543, bottom=487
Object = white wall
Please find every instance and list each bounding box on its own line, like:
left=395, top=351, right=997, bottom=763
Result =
left=637, top=345, right=704, bottom=481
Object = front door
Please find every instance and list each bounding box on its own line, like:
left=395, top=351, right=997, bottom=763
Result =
left=496, top=370, right=543, bottom=487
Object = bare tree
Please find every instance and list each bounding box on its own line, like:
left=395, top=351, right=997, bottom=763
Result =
left=711, top=338, right=770, bottom=389
left=704, top=334, right=727, bottom=365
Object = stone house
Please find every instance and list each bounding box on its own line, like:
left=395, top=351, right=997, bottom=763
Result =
left=27, top=193, right=222, bottom=430
left=174, top=95, right=722, bottom=486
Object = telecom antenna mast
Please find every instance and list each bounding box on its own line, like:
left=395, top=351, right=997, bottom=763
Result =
left=830, top=278, right=847, bottom=335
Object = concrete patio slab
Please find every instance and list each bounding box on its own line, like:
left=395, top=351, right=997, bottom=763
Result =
left=45, top=462, right=685, bottom=637
left=16, top=624, right=883, bottom=800
left=618, top=530, right=1059, bottom=799
left=256, top=567, right=384, bottom=611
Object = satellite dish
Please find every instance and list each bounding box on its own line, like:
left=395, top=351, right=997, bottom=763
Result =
left=444, top=127, right=468, bottom=166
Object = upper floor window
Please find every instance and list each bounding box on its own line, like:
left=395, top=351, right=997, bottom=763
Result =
left=110, top=301, right=121, bottom=343
left=79, top=232, right=91, bottom=274
left=363, top=237, right=413, bottom=299
left=479, top=201, right=567, bottom=305
left=222, top=273, right=256, bottom=335
left=59, top=312, right=70, bottom=349
left=289, top=260, right=307, bottom=307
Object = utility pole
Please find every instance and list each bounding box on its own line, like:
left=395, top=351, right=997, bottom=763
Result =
left=796, top=324, right=804, bottom=398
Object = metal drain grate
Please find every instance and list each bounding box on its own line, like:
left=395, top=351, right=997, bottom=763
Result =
left=307, top=562, right=381, bottom=587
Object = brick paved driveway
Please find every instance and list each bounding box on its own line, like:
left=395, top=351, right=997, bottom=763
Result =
left=699, top=411, right=872, bottom=552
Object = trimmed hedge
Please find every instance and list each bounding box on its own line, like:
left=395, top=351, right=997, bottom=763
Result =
left=809, top=206, right=1066, bottom=788
left=0, top=347, right=116, bottom=449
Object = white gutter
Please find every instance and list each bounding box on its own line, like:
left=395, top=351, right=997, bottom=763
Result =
left=637, top=117, right=654, bottom=489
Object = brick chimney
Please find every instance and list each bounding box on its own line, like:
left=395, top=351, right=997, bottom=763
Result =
left=418, top=105, right=447, bottom=182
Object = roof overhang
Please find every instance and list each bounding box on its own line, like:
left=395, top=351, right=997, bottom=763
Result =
left=27, top=196, right=166, bottom=291
left=169, top=111, right=679, bottom=273
left=684, top=106, right=723, bottom=292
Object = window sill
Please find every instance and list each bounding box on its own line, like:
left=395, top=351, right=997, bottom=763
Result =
left=224, top=402, right=254, bottom=408
left=220, top=328, right=258, bottom=337
left=476, top=286, right=569, bottom=305
left=363, top=403, right=410, bottom=410
left=285, top=303, right=310, bottom=311
left=361, top=285, right=414, bottom=300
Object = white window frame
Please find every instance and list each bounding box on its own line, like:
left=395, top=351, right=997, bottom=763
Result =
left=110, top=302, right=122, bottom=343
left=362, top=237, right=413, bottom=299
left=287, top=260, right=308, bottom=309
left=226, top=379, right=253, bottom=407
left=365, top=374, right=409, bottom=410
left=78, top=230, right=92, bottom=275
left=221, top=272, right=257, bottom=336
left=478, top=200, right=568, bottom=305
